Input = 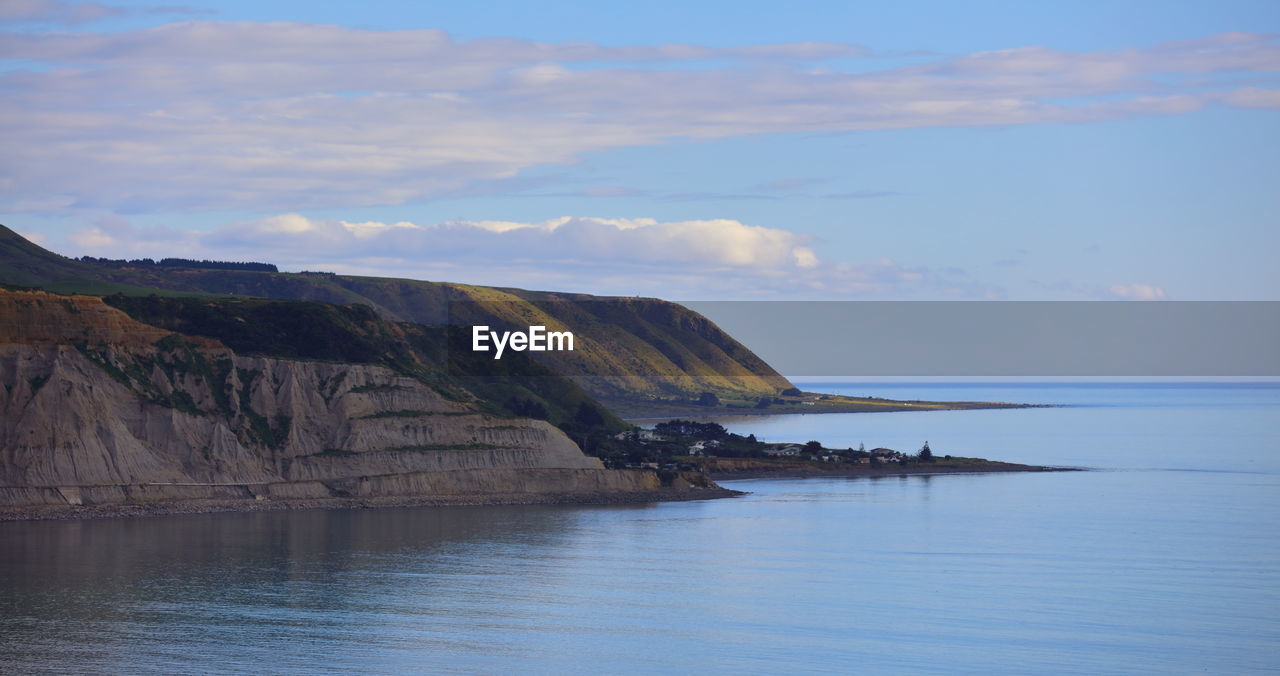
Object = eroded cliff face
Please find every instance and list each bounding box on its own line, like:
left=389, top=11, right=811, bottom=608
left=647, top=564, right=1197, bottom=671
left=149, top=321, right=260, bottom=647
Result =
left=0, top=290, right=674, bottom=511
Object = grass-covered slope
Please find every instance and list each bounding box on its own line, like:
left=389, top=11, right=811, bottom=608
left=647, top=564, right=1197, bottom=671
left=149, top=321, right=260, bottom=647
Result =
left=0, top=225, right=794, bottom=406
left=0, top=228, right=87, bottom=286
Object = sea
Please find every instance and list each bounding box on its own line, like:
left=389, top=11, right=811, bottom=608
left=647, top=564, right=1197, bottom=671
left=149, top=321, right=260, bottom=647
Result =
left=1, top=382, right=1277, bottom=674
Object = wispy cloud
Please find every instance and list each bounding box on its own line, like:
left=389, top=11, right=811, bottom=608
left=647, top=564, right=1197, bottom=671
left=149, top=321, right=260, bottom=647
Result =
left=752, top=177, right=825, bottom=193
left=2, top=24, right=1277, bottom=214
left=0, top=0, right=206, bottom=25
left=1220, top=86, right=1280, bottom=109
left=0, top=0, right=124, bottom=24
left=511, top=181, right=897, bottom=202
left=820, top=190, right=899, bottom=200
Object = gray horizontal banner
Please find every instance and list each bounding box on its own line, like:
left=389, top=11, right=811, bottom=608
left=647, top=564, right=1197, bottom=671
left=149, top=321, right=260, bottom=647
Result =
left=681, top=301, right=1280, bottom=376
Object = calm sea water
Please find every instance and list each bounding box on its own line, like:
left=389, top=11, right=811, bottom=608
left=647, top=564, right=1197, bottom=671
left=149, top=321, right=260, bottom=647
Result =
left=1, top=383, right=1277, bottom=674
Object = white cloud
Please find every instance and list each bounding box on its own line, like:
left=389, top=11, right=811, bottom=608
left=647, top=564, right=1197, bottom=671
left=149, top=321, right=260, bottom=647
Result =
left=253, top=213, right=320, bottom=234
left=1, top=24, right=1277, bottom=213
left=206, top=215, right=820, bottom=270
left=1108, top=283, right=1167, bottom=300
left=61, top=213, right=1000, bottom=299
left=68, top=225, right=116, bottom=248
left=792, top=248, right=818, bottom=268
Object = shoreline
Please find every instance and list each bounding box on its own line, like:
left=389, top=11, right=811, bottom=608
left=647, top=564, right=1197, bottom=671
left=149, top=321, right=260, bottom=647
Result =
left=0, top=486, right=744, bottom=523
left=706, top=460, right=1081, bottom=481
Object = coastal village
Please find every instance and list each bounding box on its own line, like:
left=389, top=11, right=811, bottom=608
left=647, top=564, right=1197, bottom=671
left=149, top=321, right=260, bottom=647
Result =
left=608, top=420, right=937, bottom=471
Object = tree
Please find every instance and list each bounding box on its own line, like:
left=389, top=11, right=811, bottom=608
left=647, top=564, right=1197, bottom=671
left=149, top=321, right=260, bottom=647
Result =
left=696, top=391, right=720, bottom=407
left=804, top=440, right=823, bottom=453
left=506, top=396, right=548, bottom=420
left=655, top=419, right=727, bottom=439
left=781, top=387, right=802, bottom=397
left=919, top=441, right=934, bottom=462
left=573, top=402, right=605, bottom=427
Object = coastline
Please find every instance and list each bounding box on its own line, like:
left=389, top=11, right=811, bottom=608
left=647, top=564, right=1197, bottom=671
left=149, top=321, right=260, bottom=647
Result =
left=705, top=459, right=1081, bottom=481
left=0, top=485, right=744, bottom=522
left=0, top=461, right=1079, bottom=521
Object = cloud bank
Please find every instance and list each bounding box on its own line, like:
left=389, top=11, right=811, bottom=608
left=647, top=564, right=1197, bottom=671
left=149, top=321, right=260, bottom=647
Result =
left=204, top=215, right=820, bottom=270
left=2, top=23, right=1277, bottom=213
left=66, top=214, right=990, bottom=299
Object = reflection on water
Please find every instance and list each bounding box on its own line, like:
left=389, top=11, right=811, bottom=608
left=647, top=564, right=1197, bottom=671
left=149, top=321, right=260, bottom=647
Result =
left=2, top=384, right=1278, bottom=673
left=1, top=505, right=603, bottom=673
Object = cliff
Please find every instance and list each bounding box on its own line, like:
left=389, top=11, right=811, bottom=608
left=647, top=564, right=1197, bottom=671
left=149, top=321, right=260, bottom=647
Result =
left=0, top=289, right=726, bottom=516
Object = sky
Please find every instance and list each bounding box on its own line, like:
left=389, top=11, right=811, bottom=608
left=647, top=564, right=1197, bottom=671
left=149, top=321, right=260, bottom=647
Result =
left=1, top=0, right=1277, bottom=300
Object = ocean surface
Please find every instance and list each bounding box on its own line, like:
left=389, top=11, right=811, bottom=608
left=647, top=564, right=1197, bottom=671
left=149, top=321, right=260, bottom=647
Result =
left=2, top=382, right=1278, bottom=674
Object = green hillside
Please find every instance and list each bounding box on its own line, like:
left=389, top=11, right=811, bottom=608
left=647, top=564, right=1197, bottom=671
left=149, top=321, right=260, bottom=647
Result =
left=0, top=225, right=794, bottom=409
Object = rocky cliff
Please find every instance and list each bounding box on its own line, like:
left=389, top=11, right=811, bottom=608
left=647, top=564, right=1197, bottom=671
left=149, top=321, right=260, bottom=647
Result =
left=0, top=289, right=717, bottom=516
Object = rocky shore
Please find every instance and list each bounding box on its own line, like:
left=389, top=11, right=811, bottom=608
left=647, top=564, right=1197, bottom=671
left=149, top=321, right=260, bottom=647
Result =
left=0, top=483, right=743, bottom=522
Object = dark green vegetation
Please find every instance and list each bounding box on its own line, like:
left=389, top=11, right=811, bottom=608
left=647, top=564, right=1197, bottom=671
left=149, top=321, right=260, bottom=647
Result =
left=106, top=295, right=401, bottom=363
left=75, top=337, right=235, bottom=418
left=79, top=256, right=277, bottom=272
left=59, top=332, right=297, bottom=449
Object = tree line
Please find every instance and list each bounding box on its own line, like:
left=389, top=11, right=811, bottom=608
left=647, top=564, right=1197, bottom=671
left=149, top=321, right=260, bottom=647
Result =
left=79, top=256, right=278, bottom=272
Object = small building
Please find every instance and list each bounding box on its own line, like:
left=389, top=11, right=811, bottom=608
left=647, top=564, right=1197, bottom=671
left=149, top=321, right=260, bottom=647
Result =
left=615, top=429, right=666, bottom=442
left=687, top=439, right=722, bottom=456
left=869, top=448, right=900, bottom=461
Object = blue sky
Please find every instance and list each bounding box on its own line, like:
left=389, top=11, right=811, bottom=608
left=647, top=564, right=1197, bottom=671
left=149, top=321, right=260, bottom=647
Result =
left=2, top=0, right=1277, bottom=299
